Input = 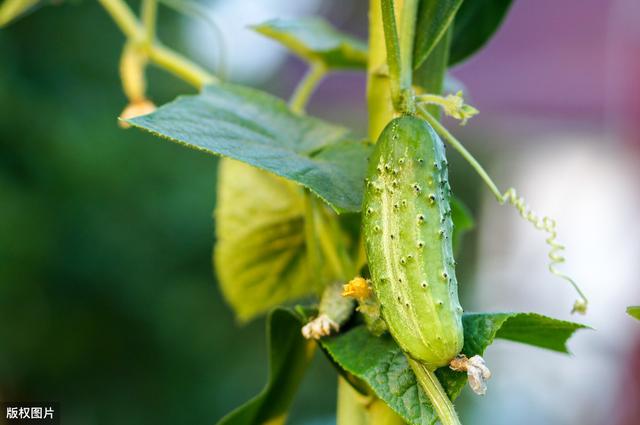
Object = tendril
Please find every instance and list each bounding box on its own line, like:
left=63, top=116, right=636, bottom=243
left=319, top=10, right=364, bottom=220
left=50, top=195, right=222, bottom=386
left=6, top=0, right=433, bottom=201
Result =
left=500, top=188, right=588, bottom=314
left=418, top=106, right=588, bottom=314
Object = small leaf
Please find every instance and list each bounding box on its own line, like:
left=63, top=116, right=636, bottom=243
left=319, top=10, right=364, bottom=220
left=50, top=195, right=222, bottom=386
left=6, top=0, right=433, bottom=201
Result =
left=320, top=312, right=586, bottom=425
left=252, top=18, right=368, bottom=69
left=128, top=83, right=371, bottom=213
left=412, top=0, right=462, bottom=69
left=451, top=196, right=474, bottom=254
left=449, top=0, right=514, bottom=65
left=627, top=306, right=640, bottom=321
left=0, top=0, right=41, bottom=27
left=217, top=308, right=315, bottom=425
left=215, top=159, right=313, bottom=322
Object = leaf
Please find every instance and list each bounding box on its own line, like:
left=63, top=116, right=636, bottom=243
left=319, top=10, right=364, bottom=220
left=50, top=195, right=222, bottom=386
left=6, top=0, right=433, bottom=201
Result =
left=449, top=0, right=514, bottom=66
left=627, top=306, right=640, bottom=321
left=252, top=18, right=368, bottom=69
left=215, top=159, right=313, bottom=322
left=217, top=308, right=315, bottom=425
left=413, top=25, right=452, bottom=119
left=320, top=312, right=587, bottom=425
left=451, top=196, right=474, bottom=254
left=412, top=0, right=462, bottom=69
left=0, top=0, right=40, bottom=27
left=128, top=82, right=371, bottom=213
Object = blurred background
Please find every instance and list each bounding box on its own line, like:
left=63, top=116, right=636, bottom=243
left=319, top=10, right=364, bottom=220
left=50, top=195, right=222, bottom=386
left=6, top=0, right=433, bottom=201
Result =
left=1, top=0, right=639, bottom=424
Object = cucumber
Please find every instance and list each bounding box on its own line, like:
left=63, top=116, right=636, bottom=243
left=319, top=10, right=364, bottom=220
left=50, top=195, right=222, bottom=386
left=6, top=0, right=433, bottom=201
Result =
left=363, top=115, right=463, bottom=369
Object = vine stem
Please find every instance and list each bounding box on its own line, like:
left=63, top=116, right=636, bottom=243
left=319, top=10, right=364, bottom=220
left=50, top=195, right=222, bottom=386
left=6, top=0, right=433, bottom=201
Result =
left=289, top=62, right=327, bottom=114
left=380, top=0, right=402, bottom=104
left=408, top=358, right=462, bottom=425
left=98, top=0, right=217, bottom=89
left=381, top=0, right=419, bottom=113
left=398, top=0, right=419, bottom=93
left=141, top=0, right=157, bottom=43
left=418, top=106, right=503, bottom=201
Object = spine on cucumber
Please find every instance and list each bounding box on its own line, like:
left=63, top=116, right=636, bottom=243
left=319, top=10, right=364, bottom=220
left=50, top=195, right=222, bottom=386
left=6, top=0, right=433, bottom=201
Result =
left=363, top=115, right=463, bottom=370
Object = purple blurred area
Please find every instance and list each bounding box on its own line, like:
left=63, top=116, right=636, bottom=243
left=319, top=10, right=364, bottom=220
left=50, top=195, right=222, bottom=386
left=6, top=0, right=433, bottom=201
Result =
left=452, top=0, right=640, bottom=144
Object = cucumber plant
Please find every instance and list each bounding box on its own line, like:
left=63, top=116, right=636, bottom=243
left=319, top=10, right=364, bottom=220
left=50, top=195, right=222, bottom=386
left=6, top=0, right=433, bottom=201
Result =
left=1, top=1, right=592, bottom=424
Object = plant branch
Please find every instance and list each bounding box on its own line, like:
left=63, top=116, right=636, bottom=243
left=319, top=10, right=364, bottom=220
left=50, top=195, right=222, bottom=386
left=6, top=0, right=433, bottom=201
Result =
left=99, top=0, right=217, bottom=89
left=141, top=0, right=158, bottom=43
left=99, top=0, right=141, bottom=40
left=408, top=357, right=462, bottom=425
left=147, top=44, right=216, bottom=88
left=289, top=62, right=327, bottom=114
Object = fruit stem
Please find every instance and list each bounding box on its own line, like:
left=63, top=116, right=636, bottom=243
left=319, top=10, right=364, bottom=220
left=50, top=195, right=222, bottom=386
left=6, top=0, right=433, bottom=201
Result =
left=407, top=357, right=462, bottom=425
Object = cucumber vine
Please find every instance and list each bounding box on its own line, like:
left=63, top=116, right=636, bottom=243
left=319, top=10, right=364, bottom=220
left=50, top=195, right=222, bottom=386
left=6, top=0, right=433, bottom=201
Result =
left=0, top=1, right=593, bottom=424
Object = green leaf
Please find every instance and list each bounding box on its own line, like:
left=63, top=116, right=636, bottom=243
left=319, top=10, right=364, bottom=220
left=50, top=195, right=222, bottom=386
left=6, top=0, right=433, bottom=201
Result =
left=451, top=196, right=474, bottom=254
left=449, top=0, right=514, bottom=65
left=215, top=159, right=313, bottom=322
left=252, top=18, right=368, bottom=69
left=412, top=0, right=462, bottom=69
left=0, top=0, right=40, bottom=27
left=217, top=308, right=315, bottom=425
left=321, top=312, right=587, bottom=425
left=128, top=83, right=371, bottom=213
left=627, top=306, right=640, bottom=321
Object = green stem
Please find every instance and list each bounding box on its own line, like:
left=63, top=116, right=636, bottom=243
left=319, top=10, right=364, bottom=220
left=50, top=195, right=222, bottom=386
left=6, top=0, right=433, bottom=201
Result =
left=141, top=0, right=158, bottom=43
left=418, top=106, right=502, bottom=201
left=289, top=62, right=327, bottom=114
left=367, top=0, right=395, bottom=139
left=408, top=358, right=461, bottom=425
left=147, top=43, right=216, bottom=88
left=99, top=0, right=141, bottom=40
left=99, top=0, right=217, bottom=89
left=380, top=0, right=401, bottom=109
left=398, top=0, right=419, bottom=92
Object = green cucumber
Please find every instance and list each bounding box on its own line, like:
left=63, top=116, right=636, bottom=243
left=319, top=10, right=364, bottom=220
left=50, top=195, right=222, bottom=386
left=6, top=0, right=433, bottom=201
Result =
left=363, top=115, right=463, bottom=369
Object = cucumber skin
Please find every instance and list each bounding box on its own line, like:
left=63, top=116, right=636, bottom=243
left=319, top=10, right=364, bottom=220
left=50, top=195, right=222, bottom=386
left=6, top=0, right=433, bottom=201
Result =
left=363, top=115, right=463, bottom=370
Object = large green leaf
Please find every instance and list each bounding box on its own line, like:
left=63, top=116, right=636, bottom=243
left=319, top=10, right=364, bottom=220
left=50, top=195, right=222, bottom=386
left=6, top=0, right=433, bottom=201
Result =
left=449, top=0, right=514, bottom=65
left=0, top=0, right=41, bottom=27
left=321, top=312, right=587, bottom=425
left=412, top=0, right=462, bottom=69
left=252, top=18, right=368, bottom=69
left=215, top=159, right=314, bottom=322
left=628, top=306, right=640, bottom=321
left=128, top=83, right=371, bottom=213
left=217, top=308, right=315, bottom=425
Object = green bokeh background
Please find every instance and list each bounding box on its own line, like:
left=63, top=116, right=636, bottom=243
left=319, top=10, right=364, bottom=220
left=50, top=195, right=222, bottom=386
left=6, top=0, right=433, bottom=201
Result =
left=0, top=3, right=340, bottom=424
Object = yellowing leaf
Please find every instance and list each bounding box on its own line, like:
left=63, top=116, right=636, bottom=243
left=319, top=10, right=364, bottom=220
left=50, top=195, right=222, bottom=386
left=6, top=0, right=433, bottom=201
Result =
left=214, top=159, right=314, bottom=322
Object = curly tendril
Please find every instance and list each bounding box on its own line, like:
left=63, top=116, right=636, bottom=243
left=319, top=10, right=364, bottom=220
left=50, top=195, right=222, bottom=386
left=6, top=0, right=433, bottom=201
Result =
left=418, top=105, right=588, bottom=314
left=500, top=188, right=588, bottom=314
